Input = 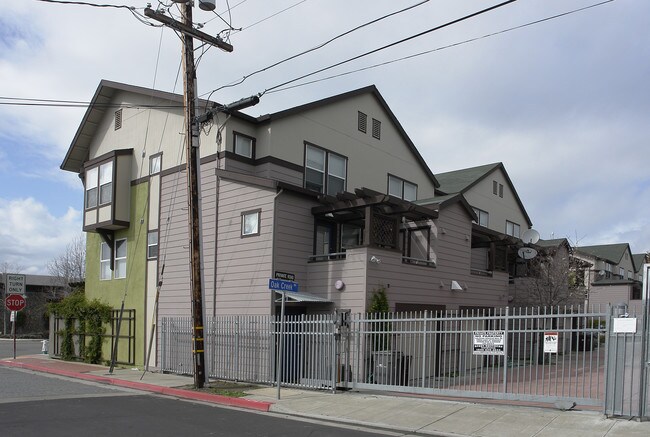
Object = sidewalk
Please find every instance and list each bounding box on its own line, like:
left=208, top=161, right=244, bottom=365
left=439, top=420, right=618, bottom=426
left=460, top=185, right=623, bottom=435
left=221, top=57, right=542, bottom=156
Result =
left=2, top=354, right=648, bottom=437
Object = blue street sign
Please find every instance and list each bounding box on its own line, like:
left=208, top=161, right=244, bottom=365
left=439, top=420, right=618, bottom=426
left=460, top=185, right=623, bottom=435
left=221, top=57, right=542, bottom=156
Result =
left=268, top=278, right=299, bottom=292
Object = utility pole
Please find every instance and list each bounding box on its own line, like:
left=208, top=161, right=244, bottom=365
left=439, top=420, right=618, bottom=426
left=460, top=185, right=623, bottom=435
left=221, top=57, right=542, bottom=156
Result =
left=145, top=3, right=232, bottom=389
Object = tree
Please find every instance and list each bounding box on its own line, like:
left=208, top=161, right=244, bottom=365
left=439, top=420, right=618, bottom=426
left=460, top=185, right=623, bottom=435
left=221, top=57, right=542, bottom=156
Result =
left=514, top=244, right=588, bottom=308
left=47, top=234, right=86, bottom=296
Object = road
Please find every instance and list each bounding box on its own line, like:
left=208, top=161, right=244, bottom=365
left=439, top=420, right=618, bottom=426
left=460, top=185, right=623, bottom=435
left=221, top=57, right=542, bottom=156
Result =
left=0, top=338, right=44, bottom=359
left=0, top=365, right=400, bottom=437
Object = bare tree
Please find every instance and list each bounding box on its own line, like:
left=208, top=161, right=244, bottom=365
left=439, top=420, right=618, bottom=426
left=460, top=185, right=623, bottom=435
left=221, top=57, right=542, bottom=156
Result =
left=47, top=234, right=86, bottom=295
left=514, top=244, right=588, bottom=308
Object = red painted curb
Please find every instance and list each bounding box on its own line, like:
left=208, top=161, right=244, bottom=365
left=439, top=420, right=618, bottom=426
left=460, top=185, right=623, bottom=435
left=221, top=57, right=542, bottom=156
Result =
left=0, top=359, right=272, bottom=412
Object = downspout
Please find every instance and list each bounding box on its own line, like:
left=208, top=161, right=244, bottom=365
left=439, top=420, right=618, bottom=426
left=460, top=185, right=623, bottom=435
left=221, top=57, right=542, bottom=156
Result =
left=270, top=187, right=284, bottom=316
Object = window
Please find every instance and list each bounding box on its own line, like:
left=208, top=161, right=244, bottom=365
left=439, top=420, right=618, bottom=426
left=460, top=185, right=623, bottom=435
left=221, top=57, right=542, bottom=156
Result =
left=99, top=161, right=113, bottom=205
left=400, top=226, right=435, bottom=267
left=341, top=224, right=362, bottom=250
left=241, top=210, right=260, bottom=237
left=86, top=167, right=98, bottom=209
left=358, top=111, right=367, bottom=133
left=100, top=242, right=111, bottom=280
left=472, top=208, right=489, bottom=227
left=114, top=109, right=122, bottom=130
left=493, top=181, right=498, bottom=195
left=114, top=239, right=127, bottom=279
left=498, top=183, right=504, bottom=198
left=619, top=267, right=625, bottom=279
left=315, top=222, right=335, bottom=256
left=506, top=221, right=520, bottom=238
left=234, top=132, right=255, bottom=159
left=304, top=144, right=347, bottom=195
left=628, top=270, right=633, bottom=280
left=149, top=154, right=161, bottom=175
left=85, top=161, right=113, bottom=209
left=147, top=231, right=158, bottom=259
left=372, top=118, right=381, bottom=139
left=312, top=221, right=363, bottom=260
left=388, top=175, right=417, bottom=201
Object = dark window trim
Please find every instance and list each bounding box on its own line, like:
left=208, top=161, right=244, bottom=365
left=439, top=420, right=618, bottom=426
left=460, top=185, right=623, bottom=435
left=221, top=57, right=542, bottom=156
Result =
left=149, top=152, right=162, bottom=176
left=303, top=142, right=348, bottom=195
left=233, top=131, right=256, bottom=159
left=241, top=208, right=261, bottom=238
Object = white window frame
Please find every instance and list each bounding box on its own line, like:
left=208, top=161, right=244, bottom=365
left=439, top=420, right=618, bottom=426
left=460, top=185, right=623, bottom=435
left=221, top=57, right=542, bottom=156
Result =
left=114, top=239, right=127, bottom=279
left=86, top=167, right=99, bottom=209
left=98, top=161, right=113, bottom=205
left=100, top=241, right=111, bottom=280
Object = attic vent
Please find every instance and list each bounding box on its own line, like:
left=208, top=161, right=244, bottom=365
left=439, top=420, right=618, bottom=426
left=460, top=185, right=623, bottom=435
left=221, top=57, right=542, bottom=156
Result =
left=358, top=111, right=367, bottom=133
left=372, top=118, right=381, bottom=140
left=114, top=109, right=123, bottom=130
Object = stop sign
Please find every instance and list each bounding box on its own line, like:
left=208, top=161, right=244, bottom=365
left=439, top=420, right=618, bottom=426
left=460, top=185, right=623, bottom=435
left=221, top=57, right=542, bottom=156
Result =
left=5, top=294, right=26, bottom=312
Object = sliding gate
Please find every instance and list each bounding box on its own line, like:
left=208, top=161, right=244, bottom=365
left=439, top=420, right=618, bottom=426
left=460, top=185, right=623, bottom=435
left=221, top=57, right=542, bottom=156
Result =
left=342, top=307, right=608, bottom=407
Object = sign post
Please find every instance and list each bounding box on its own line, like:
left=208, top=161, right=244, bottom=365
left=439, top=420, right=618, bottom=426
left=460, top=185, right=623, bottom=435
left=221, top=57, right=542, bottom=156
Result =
left=5, top=293, right=27, bottom=360
left=269, top=278, right=299, bottom=400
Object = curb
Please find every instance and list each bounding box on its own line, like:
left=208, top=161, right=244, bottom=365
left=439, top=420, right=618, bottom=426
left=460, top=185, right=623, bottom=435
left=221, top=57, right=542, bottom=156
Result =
left=0, top=359, right=272, bottom=412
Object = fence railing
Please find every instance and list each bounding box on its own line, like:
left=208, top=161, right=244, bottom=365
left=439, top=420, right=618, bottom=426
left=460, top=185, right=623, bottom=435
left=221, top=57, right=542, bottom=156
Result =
left=159, top=306, right=609, bottom=405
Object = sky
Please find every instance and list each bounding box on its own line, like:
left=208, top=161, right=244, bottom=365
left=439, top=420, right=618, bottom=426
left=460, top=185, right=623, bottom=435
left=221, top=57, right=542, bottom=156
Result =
left=0, top=0, right=648, bottom=275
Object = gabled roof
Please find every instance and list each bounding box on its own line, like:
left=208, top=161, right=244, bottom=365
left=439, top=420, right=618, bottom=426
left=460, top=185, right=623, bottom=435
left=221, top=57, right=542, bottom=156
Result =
left=574, top=243, right=631, bottom=265
left=258, top=85, right=439, bottom=189
left=434, top=162, right=532, bottom=227
left=415, top=193, right=477, bottom=222
left=61, top=80, right=254, bottom=173
left=62, top=82, right=439, bottom=194
left=632, top=253, right=648, bottom=273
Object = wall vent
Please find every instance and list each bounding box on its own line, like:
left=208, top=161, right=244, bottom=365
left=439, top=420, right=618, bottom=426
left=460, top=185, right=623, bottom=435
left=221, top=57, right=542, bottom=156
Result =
left=114, top=109, right=123, bottom=131
left=358, top=111, right=367, bottom=133
left=372, top=118, right=381, bottom=140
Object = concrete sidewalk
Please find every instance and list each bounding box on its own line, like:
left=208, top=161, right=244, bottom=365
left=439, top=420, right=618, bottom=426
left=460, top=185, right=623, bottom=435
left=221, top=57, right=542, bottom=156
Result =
left=1, top=354, right=648, bottom=437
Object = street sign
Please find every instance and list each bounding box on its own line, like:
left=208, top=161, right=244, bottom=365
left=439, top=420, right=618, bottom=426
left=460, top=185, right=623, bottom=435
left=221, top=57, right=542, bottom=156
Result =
left=268, top=278, right=299, bottom=292
left=5, top=273, right=26, bottom=295
left=5, top=293, right=26, bottom=312
left=274, top=271, right=295, bottom=281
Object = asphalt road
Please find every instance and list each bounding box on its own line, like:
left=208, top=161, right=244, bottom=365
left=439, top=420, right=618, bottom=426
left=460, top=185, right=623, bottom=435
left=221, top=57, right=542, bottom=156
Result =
left=0, top=366, right=398, bottom=437
left=0, top=338, right=44, bottom=359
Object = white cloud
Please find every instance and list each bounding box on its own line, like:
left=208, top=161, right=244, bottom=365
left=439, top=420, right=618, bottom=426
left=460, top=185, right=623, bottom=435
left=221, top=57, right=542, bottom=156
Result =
left=0, top=198, right=82, bottom=274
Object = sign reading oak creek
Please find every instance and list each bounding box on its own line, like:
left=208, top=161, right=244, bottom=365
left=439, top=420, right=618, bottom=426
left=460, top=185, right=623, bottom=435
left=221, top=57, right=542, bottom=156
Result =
left=268, top=278, right=299, bottom=292
left=5, top=294, right=27, bottom=312
left=472, top=331, right=505, bottom=355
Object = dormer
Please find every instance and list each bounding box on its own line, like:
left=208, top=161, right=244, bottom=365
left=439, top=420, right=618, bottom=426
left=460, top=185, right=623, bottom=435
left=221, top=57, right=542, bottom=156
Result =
left=82, top=149, right=133, bottom=232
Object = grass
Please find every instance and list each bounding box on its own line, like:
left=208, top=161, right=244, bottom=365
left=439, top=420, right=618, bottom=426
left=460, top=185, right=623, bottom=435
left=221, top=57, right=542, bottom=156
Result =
left=183, top=380, right=260, bottom=398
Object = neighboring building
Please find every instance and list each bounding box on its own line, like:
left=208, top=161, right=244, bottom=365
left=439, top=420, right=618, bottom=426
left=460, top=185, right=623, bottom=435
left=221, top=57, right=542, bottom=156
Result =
left=508, top=238, right=589, bottom=308
left=574, top=243, right=643, bottom=311
left=1, top=273, right=67, bottom=336
left=61, top=80, right=530, bottom=367
left=632, top=253, right=649, bottom=283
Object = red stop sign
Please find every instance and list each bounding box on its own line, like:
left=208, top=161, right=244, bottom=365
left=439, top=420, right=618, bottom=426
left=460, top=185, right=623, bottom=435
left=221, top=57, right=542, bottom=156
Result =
left=5, top=294, right=26, bottom=311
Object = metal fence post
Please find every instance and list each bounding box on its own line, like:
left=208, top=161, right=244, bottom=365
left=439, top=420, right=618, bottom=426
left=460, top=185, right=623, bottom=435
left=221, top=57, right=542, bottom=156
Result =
left=503, top=306, right=509, bottom=394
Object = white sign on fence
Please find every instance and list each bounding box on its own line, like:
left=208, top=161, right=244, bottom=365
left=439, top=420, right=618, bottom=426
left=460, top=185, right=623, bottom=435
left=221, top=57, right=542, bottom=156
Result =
left=612, top=317, right=637, bottom=334
left=544, top=331, right=559, bottom=353
left=472, top=331, right=505, bottom=355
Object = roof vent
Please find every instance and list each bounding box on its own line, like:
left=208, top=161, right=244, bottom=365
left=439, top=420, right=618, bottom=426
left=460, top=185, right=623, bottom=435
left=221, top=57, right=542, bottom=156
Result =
left=114, top=109, right=123, bottom=131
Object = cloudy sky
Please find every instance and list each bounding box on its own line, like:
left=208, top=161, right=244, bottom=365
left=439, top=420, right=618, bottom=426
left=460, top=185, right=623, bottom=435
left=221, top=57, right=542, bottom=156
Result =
left=0, top=0, right=648, bottom=274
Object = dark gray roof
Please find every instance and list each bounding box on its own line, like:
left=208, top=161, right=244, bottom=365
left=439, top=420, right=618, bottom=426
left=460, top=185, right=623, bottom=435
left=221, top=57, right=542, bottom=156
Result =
left=434, top=162, right=532, bottom=227
left=575, top=243, right=631, bottom=264
left=632, top=253, right=648, bottom=273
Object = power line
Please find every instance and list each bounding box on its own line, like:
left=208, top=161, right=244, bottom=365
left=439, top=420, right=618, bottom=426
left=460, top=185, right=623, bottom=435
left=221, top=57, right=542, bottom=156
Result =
left=260, top=0, right=518, bottom=96
left=35, top=0, right=163, bottom=27
left=201, top=0, right=431, bottom=99
left=267, top=0, right=616, bottom=95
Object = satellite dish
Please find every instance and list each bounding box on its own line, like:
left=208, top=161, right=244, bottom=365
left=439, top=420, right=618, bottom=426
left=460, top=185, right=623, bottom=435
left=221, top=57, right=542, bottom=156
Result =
left=522, top=229, right=540, bottom=245
left=518, top=247, right=538, bottom=260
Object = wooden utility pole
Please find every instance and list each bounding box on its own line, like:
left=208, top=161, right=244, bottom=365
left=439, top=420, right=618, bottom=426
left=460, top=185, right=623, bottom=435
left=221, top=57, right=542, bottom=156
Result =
left=145, top=4, right=232, bottom=389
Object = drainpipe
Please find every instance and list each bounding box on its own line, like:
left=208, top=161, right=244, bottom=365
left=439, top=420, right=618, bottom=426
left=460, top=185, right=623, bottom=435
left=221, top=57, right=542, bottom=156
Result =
left=270, top=188, right=284, bottom=316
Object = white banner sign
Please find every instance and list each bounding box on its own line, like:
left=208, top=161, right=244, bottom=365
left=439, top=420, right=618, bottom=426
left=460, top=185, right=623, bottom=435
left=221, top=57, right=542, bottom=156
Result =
left=472, top=331, right=505, bottom=355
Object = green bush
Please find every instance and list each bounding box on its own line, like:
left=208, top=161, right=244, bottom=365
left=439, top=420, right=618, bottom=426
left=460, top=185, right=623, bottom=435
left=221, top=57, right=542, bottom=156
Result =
left=48, top=291, right=112, bottom=363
